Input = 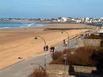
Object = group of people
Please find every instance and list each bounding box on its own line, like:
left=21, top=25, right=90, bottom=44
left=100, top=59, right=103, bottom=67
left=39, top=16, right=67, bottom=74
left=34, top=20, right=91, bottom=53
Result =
left=43, top=39, right=67, bottom=52
left=43, top=45, right=55, bottom=53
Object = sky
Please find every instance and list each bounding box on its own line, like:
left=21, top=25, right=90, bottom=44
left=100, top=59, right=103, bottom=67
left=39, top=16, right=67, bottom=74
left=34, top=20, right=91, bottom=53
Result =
left=0, top=0, right=103, bottom=18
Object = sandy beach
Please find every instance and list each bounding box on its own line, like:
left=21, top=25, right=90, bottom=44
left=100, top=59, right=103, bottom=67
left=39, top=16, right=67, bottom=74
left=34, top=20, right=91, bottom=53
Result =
left=0, top=24, right=91, bottom=69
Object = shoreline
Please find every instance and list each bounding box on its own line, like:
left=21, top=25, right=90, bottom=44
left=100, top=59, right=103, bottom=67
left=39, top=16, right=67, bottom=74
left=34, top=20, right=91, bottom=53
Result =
left=0, top=24, right=92, bottom=69
left=0, top=21, right=47, bottom=30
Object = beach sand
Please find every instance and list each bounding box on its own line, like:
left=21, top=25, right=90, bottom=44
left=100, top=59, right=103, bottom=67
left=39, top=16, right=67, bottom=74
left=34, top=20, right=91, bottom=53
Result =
left=0, top=24, right=91, bottom=69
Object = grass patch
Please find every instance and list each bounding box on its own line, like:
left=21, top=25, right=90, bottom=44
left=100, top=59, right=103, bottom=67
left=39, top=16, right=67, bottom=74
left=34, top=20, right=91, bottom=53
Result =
left=50, top=47, right=103, bottom=66
left=29, top=66, right=48, bottom=77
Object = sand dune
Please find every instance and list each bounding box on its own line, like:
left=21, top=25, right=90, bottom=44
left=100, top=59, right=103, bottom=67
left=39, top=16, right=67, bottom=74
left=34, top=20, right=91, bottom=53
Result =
left=0, top=24, right=90, bottom=69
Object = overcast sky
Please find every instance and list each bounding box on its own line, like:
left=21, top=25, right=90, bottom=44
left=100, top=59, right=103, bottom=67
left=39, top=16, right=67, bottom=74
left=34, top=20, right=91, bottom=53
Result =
left=0, top=0, right=103, bottom=18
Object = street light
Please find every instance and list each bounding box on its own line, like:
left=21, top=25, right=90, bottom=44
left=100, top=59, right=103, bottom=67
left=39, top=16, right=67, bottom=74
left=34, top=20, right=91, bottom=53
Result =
left=61, top=31, right=69, bottom=48
left=34, top=36, right=46, bottom=47
left=61, top=31, right=70, bottom=77
left=34, top=36, right=48, bottom=70
left=63, top=52, right=68, bottom=77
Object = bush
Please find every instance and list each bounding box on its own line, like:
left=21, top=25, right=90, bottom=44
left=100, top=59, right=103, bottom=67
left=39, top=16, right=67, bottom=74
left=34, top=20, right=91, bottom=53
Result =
left=67, top=47, right=95, bottom=65
left=29, top=66, right=48, bottom=77
left=51, top=47, right=103, bottom=66
left=86, top=34, right=103, bottom=39
left=51, top=51, right=62, bottom=60
left=50, top=49, right=71, bottom=64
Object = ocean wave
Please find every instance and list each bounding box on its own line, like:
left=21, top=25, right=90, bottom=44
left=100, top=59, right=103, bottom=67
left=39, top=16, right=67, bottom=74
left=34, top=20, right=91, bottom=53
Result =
left=0, top=22, right=46, bottom=29
left=0, top=27, right=10, bottom=29
left=19, top=23, right=34, bottom=28
left=27, top=23, right=34, bottom=27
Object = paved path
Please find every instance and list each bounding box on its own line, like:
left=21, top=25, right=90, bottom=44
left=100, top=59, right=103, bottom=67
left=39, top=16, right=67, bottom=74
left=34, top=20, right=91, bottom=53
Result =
left=0, top=52, right=52, bottom=77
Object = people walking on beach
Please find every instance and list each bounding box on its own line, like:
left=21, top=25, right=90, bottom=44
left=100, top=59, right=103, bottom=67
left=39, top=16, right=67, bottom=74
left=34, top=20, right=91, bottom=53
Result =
left=50, top=46, right=55, bottom=53
left=63, top=39, right=67, bottom=47
left=43, top=45, right=49, bottom=51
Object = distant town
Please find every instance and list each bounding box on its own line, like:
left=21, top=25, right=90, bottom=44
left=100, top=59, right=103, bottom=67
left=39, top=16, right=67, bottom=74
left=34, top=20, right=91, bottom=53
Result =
left=0, top=17, right=103, bottom=26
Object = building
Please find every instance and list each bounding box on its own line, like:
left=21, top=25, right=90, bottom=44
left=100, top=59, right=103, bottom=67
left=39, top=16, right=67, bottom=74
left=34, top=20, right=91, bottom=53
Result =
left=98, top=26, right=103, bottom=37
left=57, top=17, right=68, bottom=22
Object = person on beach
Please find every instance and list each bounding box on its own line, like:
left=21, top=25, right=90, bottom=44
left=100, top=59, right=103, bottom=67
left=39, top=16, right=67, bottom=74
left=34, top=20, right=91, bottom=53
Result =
left=50, top=46, right=55, bottom=53
left=43, top=45, right=49, bottom=51
left=63, top=39, right=67, bottom=47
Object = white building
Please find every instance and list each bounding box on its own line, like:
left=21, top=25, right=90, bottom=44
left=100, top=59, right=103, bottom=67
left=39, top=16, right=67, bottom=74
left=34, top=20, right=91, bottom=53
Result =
left=76, top=19, right=82, bottom=23
left=58, top=17, right=68, bottom=22
left=98, top=26, right=103, bottom=34
left=85, top=17, right=90, bottom=23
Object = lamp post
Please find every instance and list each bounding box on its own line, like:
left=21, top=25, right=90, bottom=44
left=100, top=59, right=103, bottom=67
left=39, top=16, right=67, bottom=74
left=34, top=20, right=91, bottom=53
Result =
left=61, top=31, right=69, bottom=48
left=34, top=36, right=48, bottom=70
left=61, top=31, right=69, bottom=77
left=63, top=53, right=68, bottom=77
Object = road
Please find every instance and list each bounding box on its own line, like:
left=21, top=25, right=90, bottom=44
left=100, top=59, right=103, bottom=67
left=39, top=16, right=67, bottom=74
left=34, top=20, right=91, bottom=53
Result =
left=0, top=30, right=96, bottom=77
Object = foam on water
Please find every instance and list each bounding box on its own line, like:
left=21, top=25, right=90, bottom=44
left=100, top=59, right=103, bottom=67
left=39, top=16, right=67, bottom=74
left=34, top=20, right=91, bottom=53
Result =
left=0, top=22, right=46, bottom=29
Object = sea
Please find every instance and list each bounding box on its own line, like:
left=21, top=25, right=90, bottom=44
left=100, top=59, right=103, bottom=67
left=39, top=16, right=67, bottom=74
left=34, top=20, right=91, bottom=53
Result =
left=0, top=22, right=45, bottom=29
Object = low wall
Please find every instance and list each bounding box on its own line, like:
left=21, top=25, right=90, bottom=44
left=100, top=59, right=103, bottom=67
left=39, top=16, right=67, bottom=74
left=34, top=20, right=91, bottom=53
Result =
left=83, top=39, right=101, bottom=47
